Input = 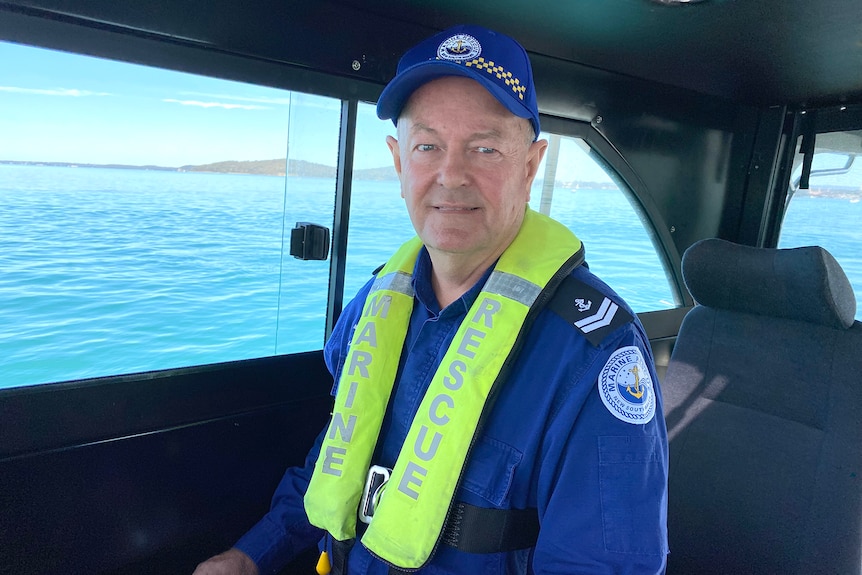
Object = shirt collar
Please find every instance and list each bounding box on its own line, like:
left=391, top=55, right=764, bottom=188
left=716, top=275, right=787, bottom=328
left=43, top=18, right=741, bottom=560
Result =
left=412, top=247, right=495, bottom=317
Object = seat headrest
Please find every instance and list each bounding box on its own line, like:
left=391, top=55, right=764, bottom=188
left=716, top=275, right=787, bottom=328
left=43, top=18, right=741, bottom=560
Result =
left=682, top=238, right=857, bottom=329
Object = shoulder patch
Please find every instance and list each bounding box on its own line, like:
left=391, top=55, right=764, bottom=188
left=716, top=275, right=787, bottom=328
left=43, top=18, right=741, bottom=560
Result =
left=597, top=346, right=656, bottom=425
left=548, top=275, right=633, bottom=346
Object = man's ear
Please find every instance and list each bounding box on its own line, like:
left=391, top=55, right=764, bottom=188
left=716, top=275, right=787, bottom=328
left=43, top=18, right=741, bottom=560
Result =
left=524, top=138, right=549, bottom=202
left=386, top=135, right=402, bottom=176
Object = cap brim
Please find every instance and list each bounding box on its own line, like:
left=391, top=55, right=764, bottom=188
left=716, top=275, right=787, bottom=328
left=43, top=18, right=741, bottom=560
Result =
left=376, top=60, right=534, bottom=124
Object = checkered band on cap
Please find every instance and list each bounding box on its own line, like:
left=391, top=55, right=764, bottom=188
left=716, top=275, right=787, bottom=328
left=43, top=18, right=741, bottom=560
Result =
left=463, top=57, right=527, bottom=101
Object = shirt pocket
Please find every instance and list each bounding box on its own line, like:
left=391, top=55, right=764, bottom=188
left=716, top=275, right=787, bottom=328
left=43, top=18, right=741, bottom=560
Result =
left=599, top=435, right=668, bottom=555
left=461, top=436, right=523, bottom=507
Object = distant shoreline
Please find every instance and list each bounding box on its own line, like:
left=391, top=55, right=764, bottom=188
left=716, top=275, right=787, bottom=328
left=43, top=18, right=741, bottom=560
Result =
left=2, top=159, right=858, bottom=197
left=0, top=158, right=398, bottom=181
left=0, top=158, right=614, bottom=189
left=1, top=159, right=179, bottom=172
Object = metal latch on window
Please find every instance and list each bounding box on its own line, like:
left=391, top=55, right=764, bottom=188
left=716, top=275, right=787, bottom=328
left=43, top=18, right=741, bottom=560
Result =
left=289, top=222, right=330, bottom=261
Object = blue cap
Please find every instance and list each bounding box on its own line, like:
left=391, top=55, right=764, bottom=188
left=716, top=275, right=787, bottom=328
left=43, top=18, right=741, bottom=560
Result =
left=376, top=24, right=540, bottom=139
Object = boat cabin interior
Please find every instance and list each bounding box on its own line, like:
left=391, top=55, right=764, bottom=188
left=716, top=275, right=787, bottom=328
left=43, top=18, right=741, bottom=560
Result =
left=1, top=1, right=860, bottom=573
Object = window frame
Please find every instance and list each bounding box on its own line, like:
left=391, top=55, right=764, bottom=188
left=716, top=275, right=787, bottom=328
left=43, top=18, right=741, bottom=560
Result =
left=777, top=127, right=862, bottom=321
left=538, top=115, right=686, bottom=308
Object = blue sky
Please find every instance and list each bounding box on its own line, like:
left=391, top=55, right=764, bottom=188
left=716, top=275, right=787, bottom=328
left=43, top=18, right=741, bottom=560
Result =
left=0, top=40, right=610, bottom=182
left=0, top=40, right=396, bottom=169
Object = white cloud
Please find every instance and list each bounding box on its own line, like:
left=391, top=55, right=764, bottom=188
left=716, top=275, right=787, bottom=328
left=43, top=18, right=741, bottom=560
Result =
left=179, top=91, right=293, bottom=106
left=0, top=86, right=111, bottom=97
left=162, top=98, right=268, bottom=110
left=175, top=91, right=342, bottom=112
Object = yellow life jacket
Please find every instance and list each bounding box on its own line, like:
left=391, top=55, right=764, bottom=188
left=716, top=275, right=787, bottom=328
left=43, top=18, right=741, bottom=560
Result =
left=304, top=207, right=584, bottom=569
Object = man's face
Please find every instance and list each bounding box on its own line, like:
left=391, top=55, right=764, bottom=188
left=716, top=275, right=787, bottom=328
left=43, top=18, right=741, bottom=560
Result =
left=387, top=76, right=547, bottom=266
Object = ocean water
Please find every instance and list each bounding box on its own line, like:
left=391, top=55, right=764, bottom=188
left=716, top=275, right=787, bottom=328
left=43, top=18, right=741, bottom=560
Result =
left=1, top=164, right=860, bottom=389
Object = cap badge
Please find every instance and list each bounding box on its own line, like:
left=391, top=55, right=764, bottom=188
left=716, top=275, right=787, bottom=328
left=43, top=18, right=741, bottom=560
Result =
left=437, top=33, right=481, bottom=62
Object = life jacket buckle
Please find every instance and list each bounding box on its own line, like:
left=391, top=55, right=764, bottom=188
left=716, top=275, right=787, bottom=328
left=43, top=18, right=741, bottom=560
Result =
left=359, top=465, right=391, bottom=524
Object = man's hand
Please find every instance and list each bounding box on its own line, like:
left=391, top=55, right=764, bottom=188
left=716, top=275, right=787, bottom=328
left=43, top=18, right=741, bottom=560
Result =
left=192, top=548, right=259, bottom=575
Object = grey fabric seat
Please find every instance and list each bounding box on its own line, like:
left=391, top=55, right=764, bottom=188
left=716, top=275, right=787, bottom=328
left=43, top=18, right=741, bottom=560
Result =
left=663, top=238, right=862, bottom=574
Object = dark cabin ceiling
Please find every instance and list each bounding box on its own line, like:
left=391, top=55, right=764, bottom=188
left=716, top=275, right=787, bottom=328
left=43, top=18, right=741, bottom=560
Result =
left=1, top=0, right=861, bottom=108
left=348, top=0, right=862, bottom=108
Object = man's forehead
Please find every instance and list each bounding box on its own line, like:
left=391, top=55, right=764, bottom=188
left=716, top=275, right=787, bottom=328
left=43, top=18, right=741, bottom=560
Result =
left=406, top=120, right=505, bottom=140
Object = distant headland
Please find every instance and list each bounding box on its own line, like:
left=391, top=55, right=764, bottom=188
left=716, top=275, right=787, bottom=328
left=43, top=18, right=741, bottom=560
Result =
left=0, top=158, right=615, bottom=189
left=0, top=158, right=397, bottom=181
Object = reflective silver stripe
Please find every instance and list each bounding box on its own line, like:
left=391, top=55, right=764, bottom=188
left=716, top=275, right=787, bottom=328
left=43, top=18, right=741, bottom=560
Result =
left=574, top=297, right=619, bottom=332
left=483, top=271, right=541, bottom=307
left=371, top=270, right=415, bottom=297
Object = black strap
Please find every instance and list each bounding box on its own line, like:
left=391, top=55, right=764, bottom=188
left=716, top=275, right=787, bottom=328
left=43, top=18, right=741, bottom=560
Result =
left=385, top=504, right=539, bottom=573
left=330, top=537, right=354, bottom=575
left=441, top=502, right=540, bottom=554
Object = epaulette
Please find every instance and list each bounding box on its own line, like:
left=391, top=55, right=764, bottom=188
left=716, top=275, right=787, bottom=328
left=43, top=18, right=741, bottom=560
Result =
left=547, top=274, right=633, bottom=347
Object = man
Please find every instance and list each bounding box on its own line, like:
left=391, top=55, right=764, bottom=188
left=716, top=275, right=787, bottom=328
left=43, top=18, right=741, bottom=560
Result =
left=195, top=24, right=668, bottom=575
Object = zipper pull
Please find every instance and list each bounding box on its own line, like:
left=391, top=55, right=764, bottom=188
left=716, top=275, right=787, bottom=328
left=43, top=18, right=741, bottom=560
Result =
left=316, top=550, right=332, bottom=575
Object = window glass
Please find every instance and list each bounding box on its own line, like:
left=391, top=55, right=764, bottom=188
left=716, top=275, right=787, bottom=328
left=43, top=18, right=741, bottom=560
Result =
left=344, top=118, right=675, bottom=313
left=0, top=41, right=339, bottom=389
left=778, top=130, right=862, bottom=320
left=343, top=102, right=410, bottom=304
left=528, top=135, right=675, bottom=312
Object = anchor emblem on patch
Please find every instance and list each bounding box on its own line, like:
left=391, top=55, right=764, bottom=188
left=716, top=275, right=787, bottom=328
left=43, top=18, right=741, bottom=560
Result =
left=449, top=40, right=468, bottom=53
left=437, top=33, right=481, bottom=61
left=574, top=298, right=592, bottom=312
left=597, top=346, right=656, bottom=424
left=626, top=365, right=644, bottom=399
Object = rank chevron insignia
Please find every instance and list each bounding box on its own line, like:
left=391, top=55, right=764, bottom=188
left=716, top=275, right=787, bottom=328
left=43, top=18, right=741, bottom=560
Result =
left=574, top=297, right=619, bottom=333
left=547, top=275, right=633, bottom=347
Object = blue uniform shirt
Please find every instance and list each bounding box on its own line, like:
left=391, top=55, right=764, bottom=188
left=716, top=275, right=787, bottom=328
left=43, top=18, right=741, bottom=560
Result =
left=236, top=247, right=669, bottom=574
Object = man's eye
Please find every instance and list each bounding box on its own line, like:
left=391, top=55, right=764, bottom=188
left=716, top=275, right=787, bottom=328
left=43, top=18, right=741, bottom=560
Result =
left=416, top=144, right=436, bottom=152
left=476, top=147, right=496, bottom=154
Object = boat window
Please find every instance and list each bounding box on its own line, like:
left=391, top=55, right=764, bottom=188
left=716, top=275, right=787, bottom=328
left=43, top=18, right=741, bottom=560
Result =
left=528, top=134, right=675, bottom=312
left=342, top=103, right=409, bottom=301
left=344, top=117, right=676, bottom=313
left=0, top=41, right=341, bottom=389
left=779, top=130, right=862, bottom=320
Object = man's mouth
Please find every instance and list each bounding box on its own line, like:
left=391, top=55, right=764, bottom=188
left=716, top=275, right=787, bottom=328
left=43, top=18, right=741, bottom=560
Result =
left=434, top=205, right=478, bottom=212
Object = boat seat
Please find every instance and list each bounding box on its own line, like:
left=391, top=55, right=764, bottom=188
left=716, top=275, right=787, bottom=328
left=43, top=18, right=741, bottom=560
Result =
left=663, top=238, right=862, bottom=574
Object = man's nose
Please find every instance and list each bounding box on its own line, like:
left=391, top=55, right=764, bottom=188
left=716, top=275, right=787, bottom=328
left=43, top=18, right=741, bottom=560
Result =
left=437, top=149, right=470, bottom=189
